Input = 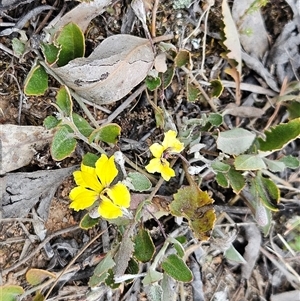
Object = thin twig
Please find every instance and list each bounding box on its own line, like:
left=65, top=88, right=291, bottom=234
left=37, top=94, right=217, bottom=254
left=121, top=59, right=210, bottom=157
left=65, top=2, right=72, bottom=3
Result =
left=151, top=0, right=160, bottom=38
left=1, top=225, right=80, bottom=276
left=44, top=227, right=109, bottom=299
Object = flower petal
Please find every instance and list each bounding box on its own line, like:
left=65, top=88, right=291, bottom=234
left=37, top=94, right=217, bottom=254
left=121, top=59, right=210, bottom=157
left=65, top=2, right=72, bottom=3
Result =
left=73, top=164, right=103, bottom=192
left=106, top=183, right=130, bottom=208
left=98, top=195, right=123, bottom=219
left=145, top=158, right=163, bottom=174
left=95, top=154, right=118, bottom=187
left=69, top=186, right=98, bottom=210
left=162, top=130, right=184, bottom=153
left=160, top=160, right=175, bottom=181
left=149, top=143, right=164, bottom=158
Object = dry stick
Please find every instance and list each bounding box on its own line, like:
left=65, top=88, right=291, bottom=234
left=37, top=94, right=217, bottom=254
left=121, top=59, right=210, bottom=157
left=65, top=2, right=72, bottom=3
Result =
left=151, top=0, right=160, bottom=38
left=264, top=77, right=288, bottom=131
left=1, top=225, right=80, bottom=276
left=44, top=227, right=109, bottom=300
left=35, top=0, right=59, bottom=34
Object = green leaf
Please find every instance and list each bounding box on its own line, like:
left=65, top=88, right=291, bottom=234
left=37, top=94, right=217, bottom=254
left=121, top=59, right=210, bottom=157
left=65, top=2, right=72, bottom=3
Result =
left=258, top=118, right=300, bottom=151
left=161, top=254, right=193, bottom=282
left=55, top=22, right=85, bottom=67
left=251, top=174, right=279, bottom=211
left=211, top=161, right=231, bottom=173
left=170, top=185, right=216, bottom=240
left=146, top=284, right=163, bottom=301
left=82, top=152, right=99, bottom=167
left=24, top=64, right=48, bottom=96
left=89, top=272, right=109, bottom=287
left=56, top=86, right=72, bottom=115
left=146, top=76, right=161, bottom=91
left=168, top=237, right=185, bottom=258
left=234, top=154, right=266, bottom=170
left=227, top=168, right=245, bottom=193
left=12, top=38, right=25, bottom=56
left=224, top=245, right=246, bottom=264
left=51, top=125, right=76, bottom=160
left=32, top=291, right=45, bottom=301
left=134, top=229, right=155, bottom=262
left=262, top=158, right=285, bottom=173
left=143, top=269, right=163, bottom=285
left=210, top=79, right=224, bottom=98
left=217, top=128, right=256, bottom=155
left=80, top=213, right=100, bottom=229
left=94, top=252, right=115, bottom=277
left=127, top=172, right=152, bottom=192
left=26, top=269, right=56, bottom=285
left=286, top=101, right=300, bottom=119
left=0, top=285, right=24, bottom=301
left=41, top=43, right=60, bottom=65
left=125, top=258, right=139, bottom=283
left=186, top=80, right=200, bottom=102
left=89, top=123, right=121, bottom=144
left=279, top=155, right=300, bottom=169
left=105, top=269, right=120, bottom=289
left=207, top=113, right=223, bottom=127
left=216, top=172, right=229, bottom=188
left=162, top=66, right=175, bottom=89
left=175, top=50, right=190, bottom=67
left=72, top=113, right=94, bottom=137
left=43, top=116, right=60, bottom=129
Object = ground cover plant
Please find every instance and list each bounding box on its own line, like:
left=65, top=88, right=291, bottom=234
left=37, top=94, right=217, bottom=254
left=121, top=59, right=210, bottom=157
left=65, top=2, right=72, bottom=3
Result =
left=0, top=0, right=300, bottom=300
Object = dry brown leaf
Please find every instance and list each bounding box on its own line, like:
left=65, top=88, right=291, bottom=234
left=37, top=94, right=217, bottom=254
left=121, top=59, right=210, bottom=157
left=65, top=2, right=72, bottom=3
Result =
left=154, top=52, right=167, bottom=73
left=223, top=103, right=264, bottom=118
left=48, top=0, right=112, bottom=35
left=232, top=0, right=269, bottom=60
left=0, top=125, right=54, bottom=175
left=53, top=34, right=154, bottom=104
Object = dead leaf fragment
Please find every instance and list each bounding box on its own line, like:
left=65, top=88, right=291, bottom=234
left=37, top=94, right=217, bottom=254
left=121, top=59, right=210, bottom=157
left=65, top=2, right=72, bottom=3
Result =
left=0, top=124, right=55, bottom=175
left=53, top=34, right=154, bottom=104
left=47, top=0, right=112, bottom=35
left=232, top=0, right=269, bottom=60
left=223, top=103, right=264, bottom=118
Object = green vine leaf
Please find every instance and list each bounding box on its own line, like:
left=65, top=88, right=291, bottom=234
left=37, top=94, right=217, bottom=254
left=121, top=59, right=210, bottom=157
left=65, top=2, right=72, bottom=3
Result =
left=51, top=125, right=77, bottom=160
left=133, top=229, right=155, bottom=262
left=56, top=86, right=72, bottom=116
left=170, top=185, right=216, bottom=240
left=26, top=269, right=56, bottom=286
left=55, top=22, right=85, bottom=67
left=72, top=113, right=94, bottom=137
left=234, top=154, right=266, bottom=170
left=161, top=254, right=193, bottom=282
left=89, top=123, right=121, bottom=144
left=257, top=118, right=300, bottom=151
left=24, top=64, right=48, bottom=96
left=0, top=285, right=24, bottom=301
left=80, top=213, right=100, bottom=229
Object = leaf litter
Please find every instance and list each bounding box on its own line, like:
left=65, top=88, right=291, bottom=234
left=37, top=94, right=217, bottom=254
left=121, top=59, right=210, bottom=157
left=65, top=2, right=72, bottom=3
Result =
left=0, top=0, right=299, bottom=300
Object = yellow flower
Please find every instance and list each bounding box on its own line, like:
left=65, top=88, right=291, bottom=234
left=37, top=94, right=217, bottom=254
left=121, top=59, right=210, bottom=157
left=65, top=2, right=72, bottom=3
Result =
left=69, top=154, right=130, bottom=219
left=145, top=130, right=184, bottom=181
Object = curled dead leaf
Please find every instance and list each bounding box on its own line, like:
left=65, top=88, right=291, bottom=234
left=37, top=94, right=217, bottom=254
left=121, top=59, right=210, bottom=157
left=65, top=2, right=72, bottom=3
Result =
left=52, top=34, right=154, bottom=104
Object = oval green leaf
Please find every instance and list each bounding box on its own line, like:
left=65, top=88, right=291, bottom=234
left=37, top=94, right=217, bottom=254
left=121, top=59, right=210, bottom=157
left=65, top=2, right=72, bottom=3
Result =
left=55, top=22, right=85, bottom=67
left=56, top=86, right=72, bottom=116
left=127, top=172, right=152, bottom=192
left=145, top=76, right=161, bottom=91
left=26, top=268, right=56, bottom=286
left=134, top=229, right=155, bottom=262
left=161, top=254, right=193, bottom=282
left=89, top=123, right=121, bottom=144
left=234, top=154, right=266, bottom=170
left=80, top=213, right=100, bottom=229
left=0, top=285, right=24, bottom=301
left=24, top=64, right=48, bottom=96
left=217, top=128, right=256, bottom=155
left=258, top=118, right=300, bottom=152
left=51, top=125, right=76, bottom=160
left=72, top=113, right=94, bottom=137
